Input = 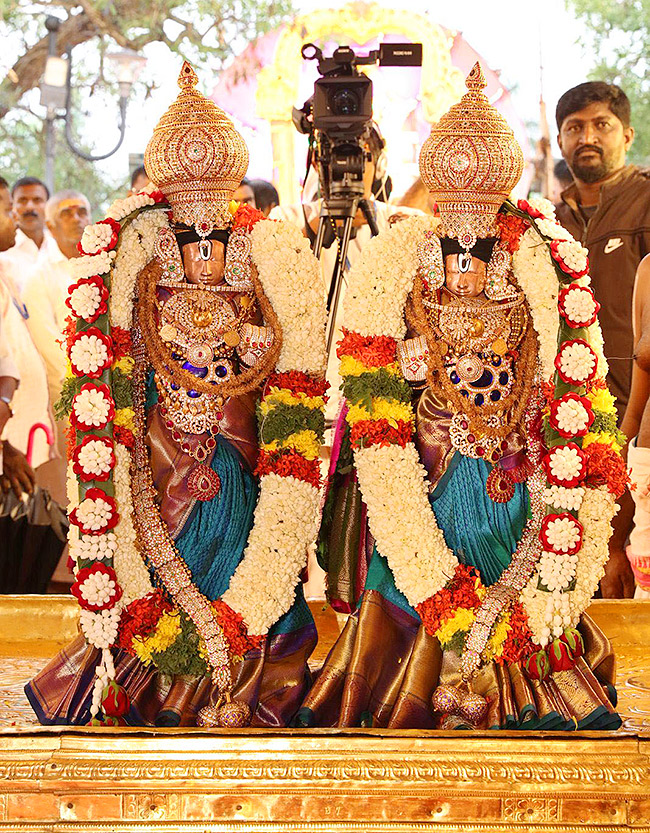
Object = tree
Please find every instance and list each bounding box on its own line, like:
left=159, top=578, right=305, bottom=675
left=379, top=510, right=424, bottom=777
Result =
left=567, top=0, right=650, bottom=165
left=0, top=0, right=293, bottom=210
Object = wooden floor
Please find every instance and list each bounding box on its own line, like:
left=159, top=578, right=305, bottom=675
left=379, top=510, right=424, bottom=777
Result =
left=0, top=596, right=649, bottom=832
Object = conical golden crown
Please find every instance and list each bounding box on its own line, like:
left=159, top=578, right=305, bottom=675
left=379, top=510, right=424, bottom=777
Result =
left=419, top=63, right=524, bottom=245
left=145, top=61, right=249, bottom=232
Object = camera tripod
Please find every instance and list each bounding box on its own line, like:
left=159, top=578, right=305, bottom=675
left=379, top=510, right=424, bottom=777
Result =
left=312, top=194, right=380, bottom=356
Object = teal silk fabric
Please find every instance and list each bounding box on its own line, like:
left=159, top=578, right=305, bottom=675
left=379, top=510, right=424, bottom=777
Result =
left=364, top=451, right=530, bottom=615
left=430, top=453, right=529, bottom=586
left=174, top=436, right=313, bottom=636
left=175, top=437, right=258, bottom=601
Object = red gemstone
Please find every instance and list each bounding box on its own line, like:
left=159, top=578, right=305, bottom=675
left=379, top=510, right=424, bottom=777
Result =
left=476, top=446, right=484, bottom=456
left=468, top=434, right=475, bottom=443
left=461, top=420, right=469, bottom=430
left=187, top=465, right=221, bottom=501
left=206, top=437, right=216, bottom=449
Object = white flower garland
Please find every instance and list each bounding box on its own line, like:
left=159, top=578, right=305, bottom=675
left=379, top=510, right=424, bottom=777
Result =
left=521, top=487, right=616, bottom=642
left=222, top=473, right=320, bottom=634
left=353, top=443, right=458, bottom=605
left=112, top=445, right=153, bottom=605
left=512, top=226, right=559, bottom=379
left=343, top=215, right=434, bottom=338
left=251, top=219, right=327, bottom=374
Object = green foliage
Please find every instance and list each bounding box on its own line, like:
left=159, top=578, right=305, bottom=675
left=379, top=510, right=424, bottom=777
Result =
left=1, top=0, right=295, bottom=211
left=566, top=0, right=650, bottom=164
left=112, top=367, right=133, bottom=411
left=151, top=611, right=208, bottom=677
left=591, top=409, right=626, bottom=444
left=257, top=402, right=325, bottom=444
left=55, top=375, right=78, bottom=421
left=341, top=367, right=412, bottom=412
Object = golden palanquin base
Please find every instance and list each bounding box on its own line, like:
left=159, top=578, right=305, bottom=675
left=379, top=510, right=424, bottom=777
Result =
left=0, top=597, right=649, bottom=831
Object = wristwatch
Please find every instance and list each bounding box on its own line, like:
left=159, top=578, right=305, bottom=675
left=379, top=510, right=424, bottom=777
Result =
left=0, top=395, right=13, bottom=417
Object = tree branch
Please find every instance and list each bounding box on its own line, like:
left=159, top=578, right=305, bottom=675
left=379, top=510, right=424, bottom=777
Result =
left=0, top=11, right=99, bottom=120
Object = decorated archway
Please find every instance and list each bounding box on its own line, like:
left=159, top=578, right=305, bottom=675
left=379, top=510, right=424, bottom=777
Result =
left=213, top=2, right=532, bottom=203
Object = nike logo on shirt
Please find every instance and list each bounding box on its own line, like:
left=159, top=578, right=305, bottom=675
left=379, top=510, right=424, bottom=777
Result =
left=604, top=237, right=624, bottom=254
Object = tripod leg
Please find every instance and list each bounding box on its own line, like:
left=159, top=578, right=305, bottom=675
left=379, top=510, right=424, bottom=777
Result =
left=326, top=215, right=355, bottom=357
left=312, top=216, right=328, bottom=260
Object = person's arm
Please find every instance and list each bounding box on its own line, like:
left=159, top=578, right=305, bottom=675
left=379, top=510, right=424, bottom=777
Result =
left=601, top=256, right=650, bottom=597
left=0, top=320, right=19, bottom=434
left=22, top=269, right=66, bottom=397
left=1, top=441, right=35, bottom=497
left=0, top=375, right=17, bottom=435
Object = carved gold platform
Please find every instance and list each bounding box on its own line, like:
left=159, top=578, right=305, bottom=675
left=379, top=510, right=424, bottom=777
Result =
left=0, top=596, right=649, bottom=831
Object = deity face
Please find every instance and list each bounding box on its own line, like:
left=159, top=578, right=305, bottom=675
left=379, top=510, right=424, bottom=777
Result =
left=444, top=254, right=487, bottom=298
left=182, top=240, right=226, bottom=286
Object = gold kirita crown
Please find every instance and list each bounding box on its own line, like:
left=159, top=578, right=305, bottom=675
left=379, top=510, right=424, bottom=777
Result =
left=144, top=61, right=249, bottom=234
left=419, top=62, right=524, bottom=249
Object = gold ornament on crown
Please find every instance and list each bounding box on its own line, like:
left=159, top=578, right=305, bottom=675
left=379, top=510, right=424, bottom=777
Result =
left=144, top=61, right=249, bottom=235
left=418, top=62, right=524, bottom=249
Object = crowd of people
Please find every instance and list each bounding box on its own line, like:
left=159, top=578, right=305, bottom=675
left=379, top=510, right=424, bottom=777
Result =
left=1, top=77, right=649, bottom=603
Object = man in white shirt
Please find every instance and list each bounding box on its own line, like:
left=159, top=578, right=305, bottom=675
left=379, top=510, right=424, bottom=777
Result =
left=0, top=177, right=59, bottom=293
left=0, top=177, right=51, bottom=496
left=22, top=190, right=91, bottom=417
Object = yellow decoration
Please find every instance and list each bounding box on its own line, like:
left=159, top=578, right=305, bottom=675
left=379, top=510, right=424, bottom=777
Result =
left=132, top=612, right=182, bottom=665
left=582, top=431, right=623, bottom=453
left=484, top=614, right=511, bottom=662
left=144, top=61, right=249, bottom=232
left=587, top=388, right=618, bottom=416
left=339, top=356, right=401, bottom=377
left=114, top=408, right=136, bottom=432
left=347, top=398, right=416, bottom=427
left=262, top=430, right=321, bottom=460
left=419, top=62, right=524, bottom=242
left=435, top=607, right=475, bottom=645
left=260, top=388, right=326, bottom=412
left=113, top=356, right=135, bottom=375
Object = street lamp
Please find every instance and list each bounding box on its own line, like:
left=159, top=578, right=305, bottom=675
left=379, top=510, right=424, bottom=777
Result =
left=39, top=16, right=146, bottom=190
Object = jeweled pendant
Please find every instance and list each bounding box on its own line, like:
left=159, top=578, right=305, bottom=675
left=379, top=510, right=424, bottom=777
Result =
left=485, top=466, right=515, bottom=503
left=458, top=691, right=489, bottom=726
left=187, top=465, right=221, bottom=501
left=431, top=684, right=462, bottom=715
left=492, top=337, right=507, bottom=356
left=455, top=354, right=484, bottom=383
left=196, top=694, right=251, bottom=728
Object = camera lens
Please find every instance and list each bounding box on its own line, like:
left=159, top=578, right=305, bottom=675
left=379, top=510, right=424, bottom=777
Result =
left=329, top=88, right=360, bottom=116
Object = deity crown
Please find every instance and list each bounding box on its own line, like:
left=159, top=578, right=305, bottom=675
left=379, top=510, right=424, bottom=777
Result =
left=144, top=61, right=249, bottom=234
left=419, top=62, right=524, bottom=248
